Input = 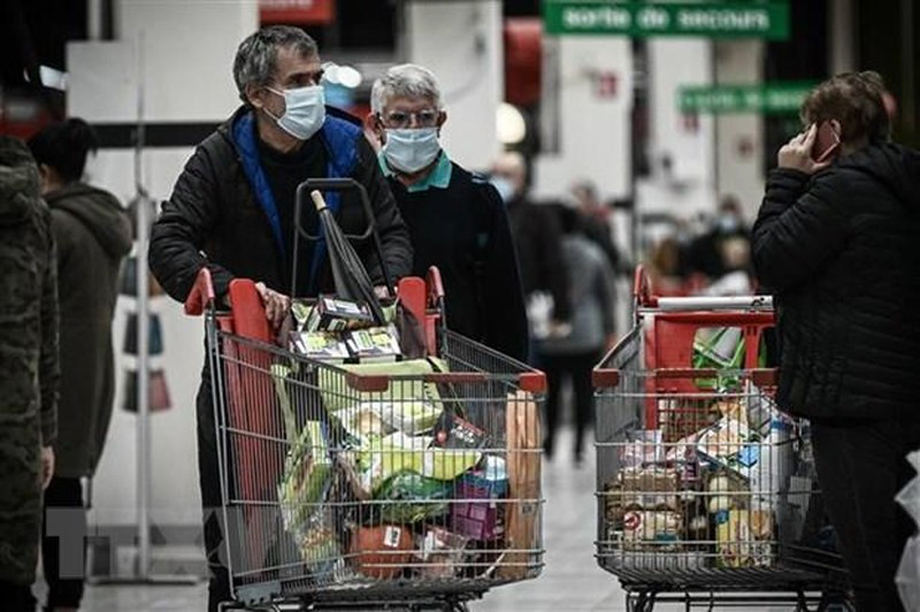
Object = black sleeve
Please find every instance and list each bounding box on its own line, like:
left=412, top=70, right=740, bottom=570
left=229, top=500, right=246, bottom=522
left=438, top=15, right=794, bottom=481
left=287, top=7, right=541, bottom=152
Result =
left=352, top=137, right=413, bottom=286
left=538, top=207, right=572, bottom=322
left=149, top=142, right=236, bottom=302
left=752, top=168, right=849, bottom=292
left=476, top=182, right=530, bottom=362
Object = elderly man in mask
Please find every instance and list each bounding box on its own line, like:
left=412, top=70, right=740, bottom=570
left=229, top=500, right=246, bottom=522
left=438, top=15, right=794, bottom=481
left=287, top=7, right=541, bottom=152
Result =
left=149, top=26, right=412, bottom=612
left=367, top=64, right=528, bottom=361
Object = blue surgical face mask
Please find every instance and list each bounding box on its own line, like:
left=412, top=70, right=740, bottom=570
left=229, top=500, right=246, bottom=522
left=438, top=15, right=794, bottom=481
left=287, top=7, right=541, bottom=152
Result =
left=265, top=84, right=326, bottom=140
left=718, top=214, right=740, bottom=233
left=490, top=176, right=515, bottom=204
left=382, top=128, right=440, bottom=173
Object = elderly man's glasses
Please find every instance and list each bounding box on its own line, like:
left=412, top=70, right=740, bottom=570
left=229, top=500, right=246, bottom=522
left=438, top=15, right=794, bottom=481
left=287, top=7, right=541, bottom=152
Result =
left=379, top=109, right=440, bottom=129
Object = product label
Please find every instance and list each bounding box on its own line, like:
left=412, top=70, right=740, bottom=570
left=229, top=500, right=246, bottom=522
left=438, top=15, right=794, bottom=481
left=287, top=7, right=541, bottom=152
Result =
left=384, top=526, right=402, bottom=548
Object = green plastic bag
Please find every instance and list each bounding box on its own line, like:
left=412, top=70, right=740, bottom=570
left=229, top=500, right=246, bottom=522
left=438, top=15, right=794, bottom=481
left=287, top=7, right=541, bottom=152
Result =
left=373, top=470, right=452, bottom=523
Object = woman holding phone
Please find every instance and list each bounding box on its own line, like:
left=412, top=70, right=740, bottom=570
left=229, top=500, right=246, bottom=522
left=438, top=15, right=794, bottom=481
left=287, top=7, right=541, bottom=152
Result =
left=752, top=71, right=920, bottom=611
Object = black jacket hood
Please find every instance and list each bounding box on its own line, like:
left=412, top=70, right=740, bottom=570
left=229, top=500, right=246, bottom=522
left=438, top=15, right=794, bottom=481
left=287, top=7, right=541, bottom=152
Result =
left=837, top=142, right=920, bottom=210
left=46, top=183, right=133, bottom=258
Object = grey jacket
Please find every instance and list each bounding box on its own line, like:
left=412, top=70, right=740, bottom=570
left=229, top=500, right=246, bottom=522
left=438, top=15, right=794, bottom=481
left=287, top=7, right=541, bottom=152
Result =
left=539, top=234, right=615, bottom=355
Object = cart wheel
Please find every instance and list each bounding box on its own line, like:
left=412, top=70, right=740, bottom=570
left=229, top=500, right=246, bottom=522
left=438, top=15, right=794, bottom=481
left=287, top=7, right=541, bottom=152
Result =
left=816, top=591, right=856, bottom=612
left=627, top=591, right=656, bottom=612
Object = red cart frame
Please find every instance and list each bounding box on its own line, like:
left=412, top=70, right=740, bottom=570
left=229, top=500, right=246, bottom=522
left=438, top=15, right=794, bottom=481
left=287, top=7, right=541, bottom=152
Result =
left=185, top=266, right=545, bottom=611
left=591, top=267, right=850, bottom=612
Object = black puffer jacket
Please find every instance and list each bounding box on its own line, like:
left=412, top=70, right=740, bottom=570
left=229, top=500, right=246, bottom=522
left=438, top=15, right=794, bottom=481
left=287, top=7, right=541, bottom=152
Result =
left=753, top=143, right=920, bottom=420
left=150, top=107, right=412, bottom=302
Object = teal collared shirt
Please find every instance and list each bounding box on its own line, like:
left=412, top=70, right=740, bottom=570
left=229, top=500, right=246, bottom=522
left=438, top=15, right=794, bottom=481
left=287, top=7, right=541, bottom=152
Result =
left=378, top=150, right=453, bottom=193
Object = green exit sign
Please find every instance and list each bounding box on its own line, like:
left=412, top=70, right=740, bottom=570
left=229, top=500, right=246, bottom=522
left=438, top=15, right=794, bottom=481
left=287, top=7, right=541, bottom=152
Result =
left=678, top=83, right=816, bottom=114
left=543, top=2, right=790, bottom=40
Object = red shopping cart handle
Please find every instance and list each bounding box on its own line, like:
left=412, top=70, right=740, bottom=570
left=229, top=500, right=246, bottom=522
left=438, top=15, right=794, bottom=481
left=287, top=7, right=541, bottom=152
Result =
left=426, top=266, right=445, bottom=306
left=346, top=370, right=547, bottom=394
left=633, top=264, right=655, bottom=307
left=184, top=267, right=216, bottom=316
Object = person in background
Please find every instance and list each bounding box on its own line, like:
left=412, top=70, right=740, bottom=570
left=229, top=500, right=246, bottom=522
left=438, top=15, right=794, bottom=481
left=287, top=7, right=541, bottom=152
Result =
left=0, top=136, right=59, bottom=611
left=368, top=64, right=528, bottom=361
left=684, top=195, right=750, bottom=281
left=538, top=204, right=616, bottom=465
left=570, top=178, right=620, bottom=271
left=490, top=152, right=571, bottom=358
left=752, top=71, right=920, bottom=612
left=148, top=26, right=412, bottom=611
left=28, top=119, right=133, bottom=612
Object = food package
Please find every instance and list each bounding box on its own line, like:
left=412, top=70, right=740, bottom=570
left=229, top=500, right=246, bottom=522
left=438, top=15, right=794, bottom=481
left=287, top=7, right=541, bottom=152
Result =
left=697, top=415, right=751, bottom=461
left=373, top=469, right=452, bottom=523
left=298, top=522, right=346, bottom=580
left=715, top=509, right=774, bottom=568
left=358, top=432, right=481, bottom=494
left=278, top=421, right=333, bottom=540
left=349, top=524, right=414, bottom=579
left=304, top=296, right=375, bottom=332
left=705, top=470, right=749, bottom=514
left=659, top=396, right=724, bottom=444
left=496, top=390, right=542, bottom=581
left=317, top=358, right=447, bottom=419
left=414, top=527, right=469, bottom=579
left=621, top=510, right=682, bottom=550
left=433, top=412, right=490, bottom=449
left=451, top=457, right=509, bottom=540
left=620, top=429, right=664, bottom=468
left=341, top=400, right=441, bottom=439
left=616, top=466, right=681, bottom=511
left=664, top=436, right=702, bottom=488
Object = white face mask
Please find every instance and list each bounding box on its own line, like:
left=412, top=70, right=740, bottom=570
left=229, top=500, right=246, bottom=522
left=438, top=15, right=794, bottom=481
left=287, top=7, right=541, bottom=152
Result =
left=265, top=84, right=326, bottom=140
left=382, top=128, right=440, bottom=173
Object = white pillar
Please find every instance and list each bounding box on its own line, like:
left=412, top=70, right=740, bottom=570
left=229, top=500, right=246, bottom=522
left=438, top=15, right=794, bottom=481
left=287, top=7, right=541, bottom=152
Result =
left=406, top=0, right=503, bottom=171
left=639, top=38, right=717, bottom=217
left=714, top=40, right=765, bottom=222
left=828, top=0, right=855, bottom=75
left=533, top=36, right=633, bottom=202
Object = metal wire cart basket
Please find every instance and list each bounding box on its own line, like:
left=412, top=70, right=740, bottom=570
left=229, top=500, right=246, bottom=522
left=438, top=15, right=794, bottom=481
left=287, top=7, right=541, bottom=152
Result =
left=592, top=267, right=849, bottom=611
left=185, top=267, right=545, bottom=611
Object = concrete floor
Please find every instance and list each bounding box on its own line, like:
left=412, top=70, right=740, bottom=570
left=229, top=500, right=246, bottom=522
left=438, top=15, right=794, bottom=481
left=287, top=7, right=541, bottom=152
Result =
left=57, top=427, right=800, bottom=611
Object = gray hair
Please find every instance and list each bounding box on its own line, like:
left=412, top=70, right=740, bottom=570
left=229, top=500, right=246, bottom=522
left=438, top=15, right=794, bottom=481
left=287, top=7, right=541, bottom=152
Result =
left=233, top=26, right=318, bottom=104
left=370, top=64, right=443, bottom=114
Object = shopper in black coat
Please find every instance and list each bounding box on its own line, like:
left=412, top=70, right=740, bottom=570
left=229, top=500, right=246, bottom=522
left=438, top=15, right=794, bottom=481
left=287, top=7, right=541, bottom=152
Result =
left=753, top=71, right=920, bottom=612
left=148, top=27, right=411, bottom=612
left=367, top=64, right=528, bottom=362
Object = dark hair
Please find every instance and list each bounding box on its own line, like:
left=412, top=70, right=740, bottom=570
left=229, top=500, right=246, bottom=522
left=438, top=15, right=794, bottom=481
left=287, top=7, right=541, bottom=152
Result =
left=233, top=26, right=319, bottom=105
left=800, top=71, right=890, bottom=145
left=28, top=118, right=99, bottom=183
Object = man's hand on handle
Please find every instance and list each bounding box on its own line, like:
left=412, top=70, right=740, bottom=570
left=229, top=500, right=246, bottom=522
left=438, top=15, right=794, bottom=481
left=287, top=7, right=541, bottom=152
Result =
left=255, top=282, right=291, bottom=331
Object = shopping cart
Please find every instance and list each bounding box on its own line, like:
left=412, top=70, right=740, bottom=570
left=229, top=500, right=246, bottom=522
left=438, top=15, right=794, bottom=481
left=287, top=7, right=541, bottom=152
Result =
left=183, top=180, right=544, bottom=611
left=592, top=266, right=850, bottom=611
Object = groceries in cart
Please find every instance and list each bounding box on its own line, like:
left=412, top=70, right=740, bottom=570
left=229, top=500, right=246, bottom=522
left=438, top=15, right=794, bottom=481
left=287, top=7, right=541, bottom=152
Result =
left=602, top=380, right=796, bottom=570
left=268, top=341, right=542, bottom=584
left=289, top=296, right=402, bottom=363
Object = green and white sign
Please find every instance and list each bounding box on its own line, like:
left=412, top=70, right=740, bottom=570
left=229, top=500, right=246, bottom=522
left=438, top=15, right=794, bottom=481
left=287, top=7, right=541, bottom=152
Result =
left=543, top=2, right=790, bottom=40
left=678, top=83, right=815, bottom=114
